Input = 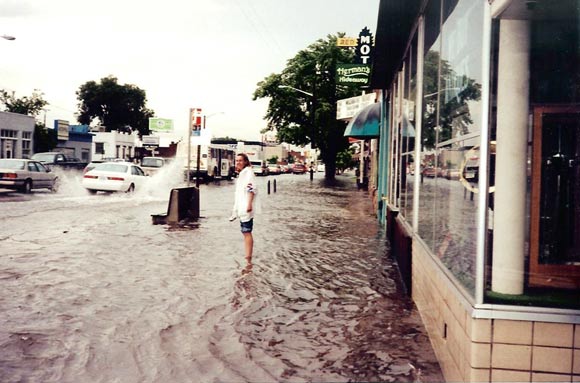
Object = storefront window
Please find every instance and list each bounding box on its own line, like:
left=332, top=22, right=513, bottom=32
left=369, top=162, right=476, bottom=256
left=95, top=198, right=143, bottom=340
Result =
left=418, top=0, right=484, bottom=295
left=401, top=34, right=418, bottom=226
left=487, top=0, right=580, bottom=309
left=417, top=0, right=441, bottom=251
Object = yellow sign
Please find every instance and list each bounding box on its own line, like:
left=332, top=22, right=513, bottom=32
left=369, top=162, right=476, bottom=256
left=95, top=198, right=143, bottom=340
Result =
left=337, top=37, right=357, bottom=47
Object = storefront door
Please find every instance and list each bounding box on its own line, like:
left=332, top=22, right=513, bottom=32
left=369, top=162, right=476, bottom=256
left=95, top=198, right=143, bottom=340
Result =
left=530, top=105, right=580, bottom=288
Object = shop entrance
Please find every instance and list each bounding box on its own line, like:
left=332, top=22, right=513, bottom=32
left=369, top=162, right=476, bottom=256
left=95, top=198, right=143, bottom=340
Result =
left=530, top=105, right=580, bottom=288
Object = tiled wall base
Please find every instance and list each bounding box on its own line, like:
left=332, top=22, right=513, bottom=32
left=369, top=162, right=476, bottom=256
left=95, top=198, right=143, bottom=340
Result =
left=412, top=240, right=580, bottom=383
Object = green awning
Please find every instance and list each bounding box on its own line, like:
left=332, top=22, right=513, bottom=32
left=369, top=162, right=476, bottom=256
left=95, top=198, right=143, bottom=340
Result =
left=343, top=103, right=381, bottom=138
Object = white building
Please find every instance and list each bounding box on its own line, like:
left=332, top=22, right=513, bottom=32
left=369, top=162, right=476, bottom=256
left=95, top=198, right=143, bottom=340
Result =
left=0, top=111, right=35, bottom=159
left=91, top=130, right=138, bottom=161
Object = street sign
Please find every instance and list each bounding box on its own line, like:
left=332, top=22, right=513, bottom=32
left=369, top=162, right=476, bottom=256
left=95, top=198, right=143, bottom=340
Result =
left=190, top=108, right=203, bottom=136
left=142, top=135, right=160, bottom=146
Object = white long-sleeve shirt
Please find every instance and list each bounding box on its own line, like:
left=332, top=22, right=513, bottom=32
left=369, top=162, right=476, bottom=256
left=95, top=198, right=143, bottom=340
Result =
left=232, top=166, right=257, bottom=222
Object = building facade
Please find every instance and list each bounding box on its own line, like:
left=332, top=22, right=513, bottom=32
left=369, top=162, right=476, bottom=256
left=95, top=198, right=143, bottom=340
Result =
left=55, top=124, right=93, bottom=162
left=371, top=0, right=580, bottom=381
left=92, top=130, right=139, bottom=161
left=0, top=111, right=35, bottom=159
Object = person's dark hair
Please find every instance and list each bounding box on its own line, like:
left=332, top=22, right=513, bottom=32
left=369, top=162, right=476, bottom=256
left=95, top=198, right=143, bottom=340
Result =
left=237, top=153, right=251, bottom=168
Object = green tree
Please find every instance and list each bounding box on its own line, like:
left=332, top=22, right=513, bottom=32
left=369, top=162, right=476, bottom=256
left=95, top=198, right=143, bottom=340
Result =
left=253, top=33, right=363, bottom=180
left=421, top=51, right=481, bottom=149
left=34, top=123, right=57, bottom=152
left=335, top=147, right=356, bottom=173
left=0, top=89, right=47, bottom=116
left=0, top=89, right=56, bottom=152
left=267, top=155, right=278, bottom=164
left=76, top=76, right=155, bottom=137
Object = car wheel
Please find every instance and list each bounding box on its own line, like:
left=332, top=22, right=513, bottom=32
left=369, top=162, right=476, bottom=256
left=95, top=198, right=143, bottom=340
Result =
left=21, top=179, right=32, bottom=194
left=87, top=189, right=97, bottom=195
left=126, top=184, right=135, bottom=193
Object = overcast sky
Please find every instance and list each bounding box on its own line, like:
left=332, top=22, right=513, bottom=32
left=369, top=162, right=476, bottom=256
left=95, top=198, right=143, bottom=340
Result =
left=1, top=0, right=379, bottom=141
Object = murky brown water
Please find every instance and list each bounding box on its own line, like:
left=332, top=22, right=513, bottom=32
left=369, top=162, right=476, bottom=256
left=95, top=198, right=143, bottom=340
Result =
left=0, top=171, right=443, bottom=382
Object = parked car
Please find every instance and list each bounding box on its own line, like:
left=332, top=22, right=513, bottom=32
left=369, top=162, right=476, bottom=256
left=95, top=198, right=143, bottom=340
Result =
left=251, top=161, right=268, bottom=176
left=141, top=156, right=169, bottom=176
left=0, top=158, right=59, bottom=193
left=421, top=166, right=437, bottom=178
left=267, top=164, right=282, bottom=175
left=31, top=152, right=88, bottom=171
left=463, top=159, right=479, bottom=183
left=292, top=163, right=308, bottom=174
left=444, top=168, right=461, bottom=180
left=82, top=162, right=148, bottom=194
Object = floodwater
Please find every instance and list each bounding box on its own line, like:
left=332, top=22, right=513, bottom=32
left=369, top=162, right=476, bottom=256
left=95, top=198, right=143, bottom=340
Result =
left=0, top=166, right=443, bottom=382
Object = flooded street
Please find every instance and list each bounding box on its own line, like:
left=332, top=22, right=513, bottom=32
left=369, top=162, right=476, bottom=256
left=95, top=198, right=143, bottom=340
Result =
left=0, top=169, right=443, bottom=382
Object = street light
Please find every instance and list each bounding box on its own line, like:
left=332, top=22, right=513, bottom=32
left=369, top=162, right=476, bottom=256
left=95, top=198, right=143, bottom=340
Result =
left=278, top=84, right=318, bottom=153
left=278, top=85, right=313, bottom=97
left=1, top=35, right=16, bottom=41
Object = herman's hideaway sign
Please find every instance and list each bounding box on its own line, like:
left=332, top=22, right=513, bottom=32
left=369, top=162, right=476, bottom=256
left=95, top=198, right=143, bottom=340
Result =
left=336, top=27, right=374, bottom=86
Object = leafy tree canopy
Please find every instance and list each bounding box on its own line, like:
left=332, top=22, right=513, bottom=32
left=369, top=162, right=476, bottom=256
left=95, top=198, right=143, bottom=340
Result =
left=253, top=33, right=364, bottom=179
left=421, top=51, right=481, bottom=149
left=0, top=89, right=47, bottom=116
left=76, top=76, right=154, bottom=137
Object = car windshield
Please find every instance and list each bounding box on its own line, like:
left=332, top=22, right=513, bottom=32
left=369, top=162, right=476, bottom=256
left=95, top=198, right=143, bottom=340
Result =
left=94, top=163, right=128, bottom=173
left=0, top=160, right=25, bottom=170
left=31, top=153, right=56, bottom=162
left=142, top=158, right=164, bottom=167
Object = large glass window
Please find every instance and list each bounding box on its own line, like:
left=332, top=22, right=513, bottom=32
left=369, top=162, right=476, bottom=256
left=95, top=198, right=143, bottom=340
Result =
left=487, top=0, right=580, bottom=309
left=418, top=0, right=485, bottom=295
left=417, top=0, right=442, bottom=251
left=400, top=33, right=418, bottom=225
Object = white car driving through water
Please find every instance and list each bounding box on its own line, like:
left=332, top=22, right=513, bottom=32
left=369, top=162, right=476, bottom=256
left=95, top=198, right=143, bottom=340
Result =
left=82, top=162, right=148, bottom=194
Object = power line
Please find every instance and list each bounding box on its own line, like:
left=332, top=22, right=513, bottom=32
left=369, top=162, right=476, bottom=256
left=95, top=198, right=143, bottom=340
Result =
left=232, top=0, right=283, bottom=57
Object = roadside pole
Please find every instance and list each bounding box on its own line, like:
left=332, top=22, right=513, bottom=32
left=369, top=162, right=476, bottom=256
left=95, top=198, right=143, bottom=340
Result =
left=196, top=144, right=201, bottom=187
left=187, top=109, right=192, bottom=187
left=196, top=115, right=205, bottom=187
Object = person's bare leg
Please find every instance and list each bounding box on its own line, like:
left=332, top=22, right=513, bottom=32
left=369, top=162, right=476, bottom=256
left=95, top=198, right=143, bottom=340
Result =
left=243, top=232, right=253, bottom=263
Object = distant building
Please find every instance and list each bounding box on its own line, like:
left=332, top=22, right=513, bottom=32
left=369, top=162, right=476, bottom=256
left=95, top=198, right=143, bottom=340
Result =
left=0, top=111, right=35, bottom=159
left=92, top=130, right=138, bottom=161
left=55, top=124, right=93, bottom=162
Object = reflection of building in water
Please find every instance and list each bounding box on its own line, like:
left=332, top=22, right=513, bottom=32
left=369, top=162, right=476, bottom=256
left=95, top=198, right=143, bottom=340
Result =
left=367, top=0, right=580, bottom=381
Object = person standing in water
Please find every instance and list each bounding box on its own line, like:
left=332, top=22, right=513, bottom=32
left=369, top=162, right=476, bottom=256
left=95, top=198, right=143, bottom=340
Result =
left=231, top=153, right=257, bottom=264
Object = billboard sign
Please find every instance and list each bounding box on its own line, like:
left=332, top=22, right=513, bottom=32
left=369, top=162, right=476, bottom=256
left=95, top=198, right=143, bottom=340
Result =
left=148, top=118, right=173, bottom=132
left=54, top=120, right=69, bottom=141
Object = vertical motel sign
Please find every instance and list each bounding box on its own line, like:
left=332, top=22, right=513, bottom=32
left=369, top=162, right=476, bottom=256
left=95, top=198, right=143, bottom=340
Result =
left=190, top=108, right=203, bottom=136
left=355, top=27, right=374, bottom=64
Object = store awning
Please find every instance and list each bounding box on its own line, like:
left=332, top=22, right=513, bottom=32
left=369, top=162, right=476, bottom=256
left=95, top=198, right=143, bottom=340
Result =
left=344, top=103, right=381, bottom=139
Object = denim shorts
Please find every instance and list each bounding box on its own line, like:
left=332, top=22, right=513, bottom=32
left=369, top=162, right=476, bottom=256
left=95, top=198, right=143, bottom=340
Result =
left=240, top=219, right=254, bottom=233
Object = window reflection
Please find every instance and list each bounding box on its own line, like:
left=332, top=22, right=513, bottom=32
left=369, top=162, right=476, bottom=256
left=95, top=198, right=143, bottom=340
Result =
left=418, top=0, right=484, bottom=295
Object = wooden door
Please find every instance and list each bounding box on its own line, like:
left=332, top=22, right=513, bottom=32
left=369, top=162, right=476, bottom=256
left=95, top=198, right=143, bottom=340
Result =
left=530, top=105, right=580, bottom=288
